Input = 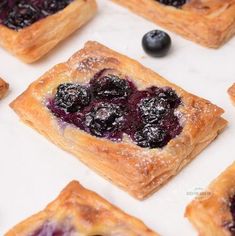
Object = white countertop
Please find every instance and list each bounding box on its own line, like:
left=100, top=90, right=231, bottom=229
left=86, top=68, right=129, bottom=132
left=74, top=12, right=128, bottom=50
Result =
left=1, top=0, right=235, bottom=235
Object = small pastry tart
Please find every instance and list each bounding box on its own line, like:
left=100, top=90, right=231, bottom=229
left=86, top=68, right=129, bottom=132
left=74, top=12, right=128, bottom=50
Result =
left=185, top=162, right=235, bottom=236
left=10, top=41, right=227, bottom=199
left=228, top=83, right=235, bottom=105
left=0, top=0, right=97, bottom=63
left=0, top=78, right=9, bottom=99
left=111, top=0, right=235, bottom=48
left=5, top=181, right=158, bottom=236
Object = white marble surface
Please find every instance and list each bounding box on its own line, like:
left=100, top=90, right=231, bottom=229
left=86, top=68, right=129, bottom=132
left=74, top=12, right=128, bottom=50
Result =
left=0, top=0, right=235, bottom=235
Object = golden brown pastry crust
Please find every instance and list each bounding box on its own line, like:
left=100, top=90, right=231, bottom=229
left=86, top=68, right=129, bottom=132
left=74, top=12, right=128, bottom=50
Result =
left=185, top=162, right=235, bottom=236
left=4, top=181, right=158, bottom=236
left=10, top=41, right=227, bottom=199
left=111, top=0, right=235, bottom=48
left=0, top=0, right=97, bottom=63
left=0, top=78, right=9, bottom=99
left=228, top=83, right=235, bottom=105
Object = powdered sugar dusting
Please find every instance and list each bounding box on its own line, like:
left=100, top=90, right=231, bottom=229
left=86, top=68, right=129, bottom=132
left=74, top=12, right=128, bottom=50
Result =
left=77, top=56, right=106, bottom=73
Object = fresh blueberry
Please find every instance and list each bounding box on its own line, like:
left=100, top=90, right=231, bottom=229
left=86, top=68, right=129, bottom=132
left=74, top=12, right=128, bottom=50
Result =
left=142, top=30, right=171, bottom=57
left=91, top=74, right=132, bottom=100
left=55, top=83, right=91, bottom=113
left=156, top=0, right=186, bottom=8
left=134, top=124, right=171, bottom=148
left=85, top=103, right=124, bottom=137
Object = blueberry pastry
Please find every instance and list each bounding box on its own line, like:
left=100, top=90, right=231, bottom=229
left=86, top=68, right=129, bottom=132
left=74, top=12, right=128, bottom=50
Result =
left=0, top=78, right=9, bottom=99
left=111, top=0, right=235, bottom=48
left=0, top=0, right=97, bottom=63
left=5, top=181, right=158, bottom=236
left=185, top=162, right=235, bottom=236
left=10, top=41, right=227, bottom=199
left=228, top=83, right=235, bottom=106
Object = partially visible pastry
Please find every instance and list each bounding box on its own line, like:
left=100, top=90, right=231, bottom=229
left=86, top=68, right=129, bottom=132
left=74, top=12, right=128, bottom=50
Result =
left=5, top=181, right=158, bottom=236
left=0, top=78, right=9, bottom=99
left=185, top=162, right=235, bottom=236
left=0, top=0, right=97, bottom=63
left=111, top=0, right=235, bottom=48
left=228, top=83, right=235, bottom=105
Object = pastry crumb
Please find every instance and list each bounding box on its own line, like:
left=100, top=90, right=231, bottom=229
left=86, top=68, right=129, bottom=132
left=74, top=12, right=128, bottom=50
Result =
left=0, top=78, right=9, bottom=99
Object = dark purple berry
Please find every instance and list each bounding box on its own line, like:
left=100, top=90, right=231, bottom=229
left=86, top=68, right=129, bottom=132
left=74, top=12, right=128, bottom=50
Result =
left=134, top=124, right=171, bottom=148
left=156, top=88, right=181, bottom=108
left=55, top=83, right=91, bottom=113
left=42, top=0, right=73, bottom=15
left=3, top=2, right=40, bottom=30
left=138, top=97, right=169, bottom=124
left=91, top=74, right=132, bottom=100
left=142, top=30, right=171, bottom=57
left=157, top=0, right=186, bottom=8
left=85, top=103, right=124, bottom=137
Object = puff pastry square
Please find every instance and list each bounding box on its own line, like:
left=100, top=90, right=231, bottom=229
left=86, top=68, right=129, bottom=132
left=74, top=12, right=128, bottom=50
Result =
left=111, top=0, right=235, bottom=48
left=0, top=0, right=97, bottom=63
left=5, top=181, right=158, bottom=236
left=10, top=41, right=227, bottom=199
left=185, top=162, right=235, bottom=236
left=0, top=78, right=9, bottom=99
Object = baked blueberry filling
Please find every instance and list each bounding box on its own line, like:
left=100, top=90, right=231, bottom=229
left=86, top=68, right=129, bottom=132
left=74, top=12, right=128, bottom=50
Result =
left=31, top=221, right=75, bottom=236
left=227, top=195, right=235, bottom=234
left=156, top=0, right=186, bottom=8
left=0, top=0, right=73, bottom=30
left=47, top=70, right=183, bottom=149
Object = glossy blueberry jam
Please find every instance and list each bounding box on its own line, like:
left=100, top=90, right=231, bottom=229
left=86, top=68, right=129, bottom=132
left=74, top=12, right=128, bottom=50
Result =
left=0, top=0, right=73, bottom=30
left=156, top=0, right=186, bottom=8
left=47, top=70, right=183, bottom=149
